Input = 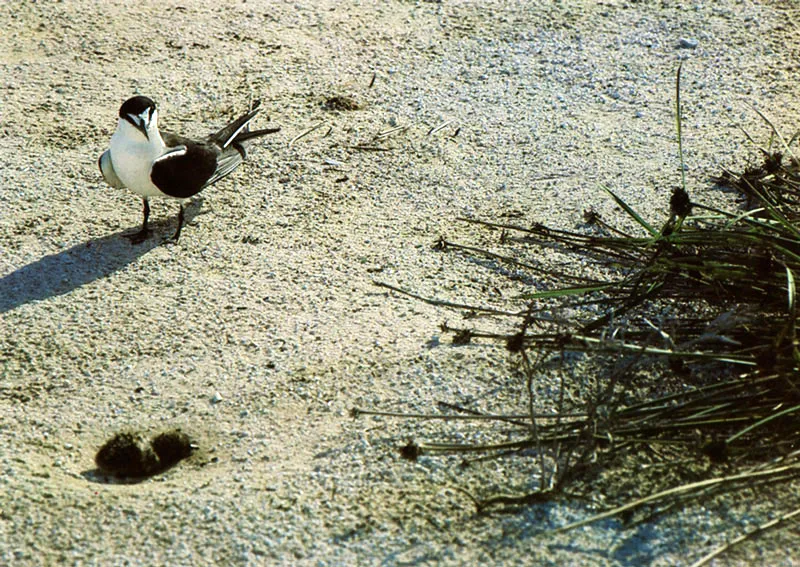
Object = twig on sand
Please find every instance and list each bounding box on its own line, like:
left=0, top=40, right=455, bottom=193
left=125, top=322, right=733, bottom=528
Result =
left=372, top=280, right=525, bottom=317
left=289, top=122, right=328, bottom=147
left=427, top=120, right=454, bottom=136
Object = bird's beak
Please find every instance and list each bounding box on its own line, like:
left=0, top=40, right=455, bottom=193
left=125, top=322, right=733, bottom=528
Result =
left=136, top=121, right=150, bottom=141
left=126, top=112, right=151, bottom=140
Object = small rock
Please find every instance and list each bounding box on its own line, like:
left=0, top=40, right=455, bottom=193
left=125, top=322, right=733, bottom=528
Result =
left=678, top=37, right=698, bottom=49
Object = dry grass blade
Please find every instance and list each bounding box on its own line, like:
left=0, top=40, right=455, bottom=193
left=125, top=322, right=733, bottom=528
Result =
left=374, top=124, right=411, bottom=140
left=689, top=505, right=800, bottom=567
left=552, top=463, right=800, bottom=533
left=427, top=120, right=454, bottom=136
left=289, top=121, right=328, bottom=147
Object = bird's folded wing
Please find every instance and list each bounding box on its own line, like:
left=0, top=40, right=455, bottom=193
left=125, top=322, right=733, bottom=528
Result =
left=98, top=150, right=127, bottom=189
left=203, top=145, right=246, bottom=188
left=150, top=142, right=217, bottom=199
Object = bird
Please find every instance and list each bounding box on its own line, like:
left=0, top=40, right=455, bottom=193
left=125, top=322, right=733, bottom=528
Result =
left=99, top=96, right=280, bottom=243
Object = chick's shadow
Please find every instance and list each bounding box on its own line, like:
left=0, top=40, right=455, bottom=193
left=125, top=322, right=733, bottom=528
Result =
left=0, top=201, right=203, bottom=314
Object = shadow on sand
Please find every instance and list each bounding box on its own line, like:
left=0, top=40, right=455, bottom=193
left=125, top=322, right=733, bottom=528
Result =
left=0, top=204, right=202, bottom=314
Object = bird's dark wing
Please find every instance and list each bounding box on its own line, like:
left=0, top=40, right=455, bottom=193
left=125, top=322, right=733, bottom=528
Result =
left=204, top=143, right=247, bottom=188
left=150, top=136, right=217, bottom=199
left=152, top=105, right=279, bottom=197
left=99, top=150, right=126, bottom=189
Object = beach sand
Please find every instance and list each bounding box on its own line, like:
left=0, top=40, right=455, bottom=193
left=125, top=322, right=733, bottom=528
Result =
left=2, top=1, right=799, bottom=565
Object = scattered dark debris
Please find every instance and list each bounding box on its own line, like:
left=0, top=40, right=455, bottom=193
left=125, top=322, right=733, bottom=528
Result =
left=583, top=208, right=601, bottom=225
left=432, top=236, right=447, bottom=251
left=322, top=95, right=361, bottom=112
left=505, top=331, right=525, bottom=353
left=95, top=429, right=195, bottom=479
left=451, top=329, right=473, bottom=345
left=240, top=234, right=262, bottom=245
left=400, top=441, right=420, bottom=461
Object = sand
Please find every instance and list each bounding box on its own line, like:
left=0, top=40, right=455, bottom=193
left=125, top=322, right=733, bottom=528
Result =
left=2, top=1, right=799, bottom=565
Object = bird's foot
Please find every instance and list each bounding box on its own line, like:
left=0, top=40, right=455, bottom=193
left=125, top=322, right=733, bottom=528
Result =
left=126, top=228, right=152, bottom=244
left=160, top=223, right=185, bottom=245
left=161, top=233, right=181, bottom=246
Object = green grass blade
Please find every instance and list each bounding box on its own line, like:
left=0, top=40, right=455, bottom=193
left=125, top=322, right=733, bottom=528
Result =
left=752, top=106, right=798, bottom=162
left=726, top=403, right=800, bottom=445
left=601, top=184, right=659, bottom=237
left=518, top=283, right=616, bottom=300
left=676, top=61, right=686, bottom=191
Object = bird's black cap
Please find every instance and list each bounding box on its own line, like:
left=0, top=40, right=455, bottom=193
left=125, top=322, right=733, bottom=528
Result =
left=119, top=96, right=156, bottom=118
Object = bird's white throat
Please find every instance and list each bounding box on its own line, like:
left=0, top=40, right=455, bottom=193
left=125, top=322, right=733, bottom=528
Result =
left=109, top=113, right=167, bottom=198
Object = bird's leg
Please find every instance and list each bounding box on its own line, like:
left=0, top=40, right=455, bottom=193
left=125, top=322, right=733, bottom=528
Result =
left=169, top=203, right=185, bottom=243
left=127, top=198, right=151, bottom=244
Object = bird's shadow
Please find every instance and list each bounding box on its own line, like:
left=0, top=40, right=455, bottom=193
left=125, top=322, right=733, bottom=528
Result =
left=0, top=202, right=202, bottom=314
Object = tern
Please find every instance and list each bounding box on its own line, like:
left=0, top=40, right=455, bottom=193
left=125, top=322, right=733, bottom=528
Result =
left=99, top=96, right=279, bottom=243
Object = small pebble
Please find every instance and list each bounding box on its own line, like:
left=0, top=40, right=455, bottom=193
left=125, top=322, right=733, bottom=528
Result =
left=678, top=37, right=698, bottom=49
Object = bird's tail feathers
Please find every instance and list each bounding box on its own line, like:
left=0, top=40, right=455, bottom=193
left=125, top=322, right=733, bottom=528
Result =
left=211, top=100, right=263, bottom=149
left=235, top=127, right=281, bottom=144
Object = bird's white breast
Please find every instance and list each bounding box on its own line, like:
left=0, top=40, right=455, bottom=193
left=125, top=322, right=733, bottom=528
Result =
left=109, top=119, right=167, bottom=197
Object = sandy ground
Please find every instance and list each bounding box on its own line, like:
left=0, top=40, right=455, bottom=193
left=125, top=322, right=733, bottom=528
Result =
left=2, top=0, right=800, bottom=565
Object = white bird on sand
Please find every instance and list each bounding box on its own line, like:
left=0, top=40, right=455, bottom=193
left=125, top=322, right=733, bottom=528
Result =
left=99, top=96, right=279, bottom=243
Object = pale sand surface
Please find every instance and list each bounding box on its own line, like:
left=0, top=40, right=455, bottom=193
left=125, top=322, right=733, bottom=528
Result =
left=2, top=1, right=800, bottom=565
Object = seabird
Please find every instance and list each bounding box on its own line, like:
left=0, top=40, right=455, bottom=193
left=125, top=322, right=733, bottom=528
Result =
left=99, top=96, right=279, bottom=243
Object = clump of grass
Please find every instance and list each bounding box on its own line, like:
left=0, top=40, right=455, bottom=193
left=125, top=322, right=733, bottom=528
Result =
left=360, top=67, right=800, bottom=564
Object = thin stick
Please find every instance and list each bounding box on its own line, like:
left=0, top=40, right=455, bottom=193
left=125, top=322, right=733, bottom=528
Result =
left=372, top=280, right=526, bottom=317
left=689, top=505, right=800, bottom=567
left=352, top=408, right=586, bottom=421
left=553, top=463, right=800, bottom=532
left=676, top=61, right=687, bottom=191
left=374, top=125, right=410, bottom=140
left=289, top=122, right=327, bottom=147
left=440, top=239, right=605, bottom=284
left=752, top=106, right=798, bottom=162
left=427, top=120, right=454, bottom=136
